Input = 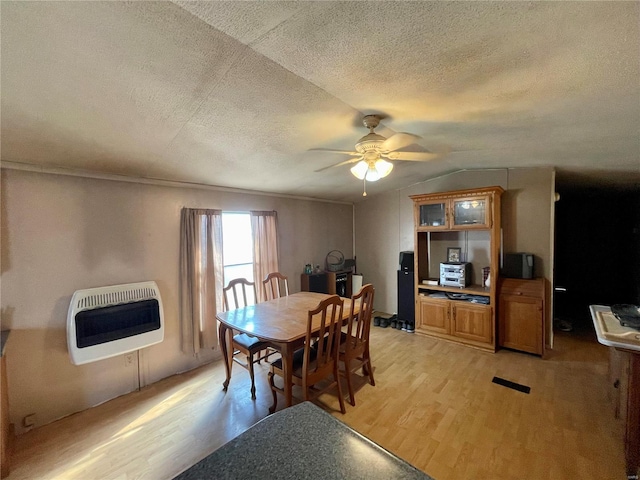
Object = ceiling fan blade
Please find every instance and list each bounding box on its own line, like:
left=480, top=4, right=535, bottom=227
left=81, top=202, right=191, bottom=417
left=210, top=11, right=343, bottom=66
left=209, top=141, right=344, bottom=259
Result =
left=381, top=133, right=422, bottom=152
left=308, top=148, right=360, bottom=155
left=384, top=151, right=439, bottom=161
left=314, top=156, right=363, bottom=172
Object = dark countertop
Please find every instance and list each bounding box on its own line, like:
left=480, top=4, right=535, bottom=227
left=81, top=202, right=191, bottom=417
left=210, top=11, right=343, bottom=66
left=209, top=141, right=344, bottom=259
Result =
left=0, top=330, right=9, bottom=357
left=174, top=402, right=433, bottom=480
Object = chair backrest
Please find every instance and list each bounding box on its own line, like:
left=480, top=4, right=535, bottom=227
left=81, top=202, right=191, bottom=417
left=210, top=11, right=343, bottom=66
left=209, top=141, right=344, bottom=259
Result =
left=223, top=278, right=257, bottom=312
left=262, top=272, right=289, bottom=301
left=345, top=284, right=375, bottom=348
left=303, top=295, right=344, bottom=386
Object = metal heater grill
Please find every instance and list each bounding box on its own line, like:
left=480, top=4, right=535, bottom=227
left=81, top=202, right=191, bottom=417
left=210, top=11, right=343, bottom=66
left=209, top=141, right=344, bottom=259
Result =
left=75, top=285, right=158, bottom=310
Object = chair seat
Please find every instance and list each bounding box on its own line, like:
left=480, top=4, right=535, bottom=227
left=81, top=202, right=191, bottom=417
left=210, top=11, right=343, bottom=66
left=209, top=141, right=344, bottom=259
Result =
left=339, top=332, right=363, bottom=354
left=271, top=346, right=317, bottom=377
left=233, top=333, right=268, bottom=351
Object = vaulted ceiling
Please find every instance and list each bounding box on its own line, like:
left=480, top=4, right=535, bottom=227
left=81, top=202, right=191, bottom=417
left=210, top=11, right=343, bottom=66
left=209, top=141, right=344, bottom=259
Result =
left=2, top=1, right=639, bottom=202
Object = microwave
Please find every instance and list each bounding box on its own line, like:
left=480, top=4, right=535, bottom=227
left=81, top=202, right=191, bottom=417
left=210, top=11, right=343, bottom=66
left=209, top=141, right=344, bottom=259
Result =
left=502, top=253, right=534, bottom=279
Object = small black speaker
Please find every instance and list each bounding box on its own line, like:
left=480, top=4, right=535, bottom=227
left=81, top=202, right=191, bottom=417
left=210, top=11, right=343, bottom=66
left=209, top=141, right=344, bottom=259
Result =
left=399, top=251, right=414, bottom=272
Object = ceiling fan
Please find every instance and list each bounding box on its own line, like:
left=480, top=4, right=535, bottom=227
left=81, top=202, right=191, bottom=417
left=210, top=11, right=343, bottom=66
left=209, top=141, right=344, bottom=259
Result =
left=311, top=114, right=440, bottom=196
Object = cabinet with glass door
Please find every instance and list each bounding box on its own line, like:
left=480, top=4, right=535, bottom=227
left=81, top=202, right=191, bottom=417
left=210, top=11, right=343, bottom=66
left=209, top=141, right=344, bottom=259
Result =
left=416, top=193, right=493, bottom=231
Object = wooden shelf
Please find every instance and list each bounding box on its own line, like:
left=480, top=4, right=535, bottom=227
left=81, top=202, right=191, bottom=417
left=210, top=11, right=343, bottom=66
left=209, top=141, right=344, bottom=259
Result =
left=418, top=284, right=491, bottom=297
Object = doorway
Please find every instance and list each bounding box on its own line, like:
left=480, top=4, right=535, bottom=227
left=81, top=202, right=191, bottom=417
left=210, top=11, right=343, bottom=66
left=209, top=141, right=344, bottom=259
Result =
left=553, top=187, right=640, bottom=339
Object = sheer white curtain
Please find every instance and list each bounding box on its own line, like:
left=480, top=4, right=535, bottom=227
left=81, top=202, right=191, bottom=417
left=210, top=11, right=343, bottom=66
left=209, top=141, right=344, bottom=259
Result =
left=250, top=211, right=279, bottom=302
left=179, top=208, right=223, bottom=355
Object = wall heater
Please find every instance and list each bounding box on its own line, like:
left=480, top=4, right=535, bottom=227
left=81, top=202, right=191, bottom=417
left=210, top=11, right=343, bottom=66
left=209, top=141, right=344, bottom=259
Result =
left=67, top=281, right=164, bottom=365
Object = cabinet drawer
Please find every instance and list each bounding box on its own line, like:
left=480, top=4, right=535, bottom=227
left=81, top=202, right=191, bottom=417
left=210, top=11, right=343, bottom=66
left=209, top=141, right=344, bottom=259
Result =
left=499, top=278, right=544, bottom=297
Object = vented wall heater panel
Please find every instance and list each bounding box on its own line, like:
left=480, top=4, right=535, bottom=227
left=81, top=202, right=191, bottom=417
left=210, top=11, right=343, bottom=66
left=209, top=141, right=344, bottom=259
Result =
left=67, top=281, right=164, bottom=365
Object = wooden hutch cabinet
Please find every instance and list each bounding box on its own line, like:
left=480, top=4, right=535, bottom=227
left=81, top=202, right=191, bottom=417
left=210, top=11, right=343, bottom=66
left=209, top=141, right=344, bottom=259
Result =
left=411, top=186, right=503, bottom=352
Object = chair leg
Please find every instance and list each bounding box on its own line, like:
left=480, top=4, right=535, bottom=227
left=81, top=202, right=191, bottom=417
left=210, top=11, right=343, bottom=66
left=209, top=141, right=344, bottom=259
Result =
left=262, top=348, right=274, bottom=362
left=334, top=364, right=346, bottom=414
left=268, top=371, right=278, bottom=414
left=247, top=353, right=256, bottom=400
left=344, top=358, right=356, bottom=407
left=364, top=348, right=376, bottom=386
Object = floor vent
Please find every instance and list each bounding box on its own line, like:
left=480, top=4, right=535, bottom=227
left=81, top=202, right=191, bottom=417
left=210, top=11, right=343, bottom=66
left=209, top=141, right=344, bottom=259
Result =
left=492, top=376, right=531, bottom=394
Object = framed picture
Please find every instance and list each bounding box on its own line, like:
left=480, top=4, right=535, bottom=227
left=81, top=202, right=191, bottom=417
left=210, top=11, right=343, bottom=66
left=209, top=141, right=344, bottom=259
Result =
left=447, top=247, right=461, bottom=263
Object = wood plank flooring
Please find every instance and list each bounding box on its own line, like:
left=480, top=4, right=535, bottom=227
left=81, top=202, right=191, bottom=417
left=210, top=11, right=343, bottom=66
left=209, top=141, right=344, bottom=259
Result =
left=5, top=323, right=626, bottom=480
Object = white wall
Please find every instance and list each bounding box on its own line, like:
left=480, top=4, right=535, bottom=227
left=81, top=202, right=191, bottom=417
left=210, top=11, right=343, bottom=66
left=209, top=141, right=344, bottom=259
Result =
left=0, top=169, right=353, bottom=432
left=355, top=168, right=555, bottom=341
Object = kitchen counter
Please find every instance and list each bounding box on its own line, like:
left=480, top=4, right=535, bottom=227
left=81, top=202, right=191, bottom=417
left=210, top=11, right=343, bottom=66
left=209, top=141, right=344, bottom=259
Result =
left=590, top=305, right=640, bottom=351
left=590, top=305, right=640, bottom=479
left=173, top=401, right=432, bottom=480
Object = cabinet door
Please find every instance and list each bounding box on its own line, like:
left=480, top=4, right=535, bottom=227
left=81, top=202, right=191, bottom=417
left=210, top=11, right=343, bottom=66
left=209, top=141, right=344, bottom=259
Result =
left=499, top=294, right=543, bottom=354
left=452, top=303, right=493, bottom=344
left=301, top=273, right=329, bottom=293
left=418, top=297, right=450, bottom=334
left=452, top=195, right=491, bottom=229
left=417, top=200, right=449, bottom=230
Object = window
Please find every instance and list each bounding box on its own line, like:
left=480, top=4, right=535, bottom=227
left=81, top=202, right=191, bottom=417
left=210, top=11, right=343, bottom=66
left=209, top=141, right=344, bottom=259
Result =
left=222, top=212, right=255, bottom=302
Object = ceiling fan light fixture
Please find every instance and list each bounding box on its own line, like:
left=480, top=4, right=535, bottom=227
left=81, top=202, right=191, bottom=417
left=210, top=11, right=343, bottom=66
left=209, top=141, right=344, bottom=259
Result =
left=315, top=113, right=441, bottom=194
left=350, top=158, right=393, bottom=182
left=365, top=166, right=381, bottom=182
left=350, top=160, right=369, bottom=180
left=374, top=159, right=393, bottom=178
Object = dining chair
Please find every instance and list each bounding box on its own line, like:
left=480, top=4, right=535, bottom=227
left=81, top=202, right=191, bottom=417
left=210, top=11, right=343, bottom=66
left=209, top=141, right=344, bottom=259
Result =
left=223, top=278, right=272, bottom=400
left=262, top=272, right=289, bottom=301
left=339, top=283, right=376, bottom=406
left=267, top=295, right=346, bottom=414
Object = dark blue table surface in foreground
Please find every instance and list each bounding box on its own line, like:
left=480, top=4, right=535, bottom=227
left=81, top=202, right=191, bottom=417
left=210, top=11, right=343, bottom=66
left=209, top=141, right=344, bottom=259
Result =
left=174, top=402, right=433, bottom=480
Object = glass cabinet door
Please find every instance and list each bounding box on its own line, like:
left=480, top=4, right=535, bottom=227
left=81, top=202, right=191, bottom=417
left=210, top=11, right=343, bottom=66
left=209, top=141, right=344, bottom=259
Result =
left=452, top=197, right=489, bottom=227
left=419, top=202, right=447, bottom=228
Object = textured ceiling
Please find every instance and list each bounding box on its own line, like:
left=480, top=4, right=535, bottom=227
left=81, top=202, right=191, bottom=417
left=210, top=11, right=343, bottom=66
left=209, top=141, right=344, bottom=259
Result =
left=1, top=1, right=639, bottom=202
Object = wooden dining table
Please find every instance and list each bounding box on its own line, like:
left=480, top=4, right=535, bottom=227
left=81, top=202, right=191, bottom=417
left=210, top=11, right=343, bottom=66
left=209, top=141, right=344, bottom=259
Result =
left=216, top=291, right=353, bottom=408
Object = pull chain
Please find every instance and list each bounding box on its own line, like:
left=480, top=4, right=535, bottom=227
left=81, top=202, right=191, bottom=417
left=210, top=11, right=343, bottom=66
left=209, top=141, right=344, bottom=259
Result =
left=362, top=178, right=367, bottom=197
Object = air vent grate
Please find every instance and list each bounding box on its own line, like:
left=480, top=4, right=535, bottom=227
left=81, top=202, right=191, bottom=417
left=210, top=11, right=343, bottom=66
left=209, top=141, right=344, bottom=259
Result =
left=76, top=287, right=158, bottom=310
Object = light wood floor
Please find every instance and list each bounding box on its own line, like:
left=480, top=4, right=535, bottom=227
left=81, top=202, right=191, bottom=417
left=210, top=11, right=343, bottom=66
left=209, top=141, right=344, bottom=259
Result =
left=6, top=323, right=626, bottom=480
